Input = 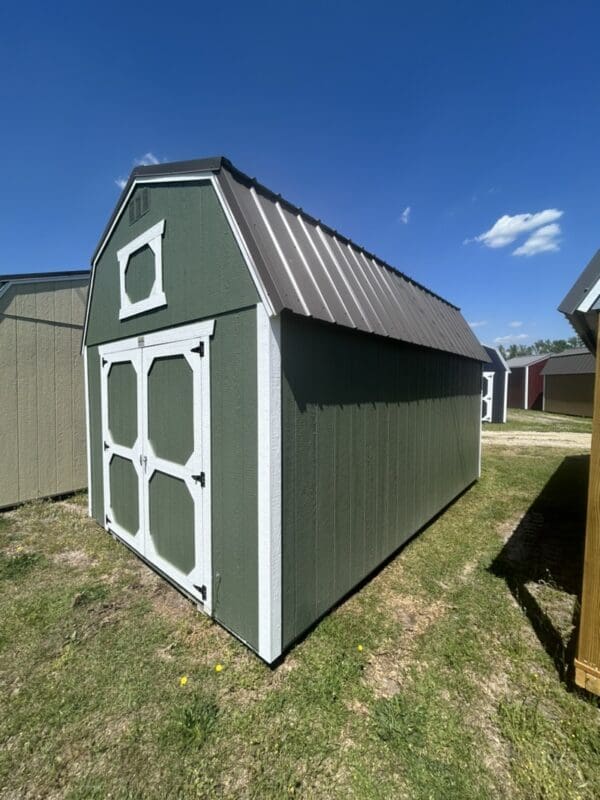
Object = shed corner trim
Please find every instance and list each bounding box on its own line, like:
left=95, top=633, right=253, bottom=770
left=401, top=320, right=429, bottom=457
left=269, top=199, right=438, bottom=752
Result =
left=256, top=303, right=282, bottom=663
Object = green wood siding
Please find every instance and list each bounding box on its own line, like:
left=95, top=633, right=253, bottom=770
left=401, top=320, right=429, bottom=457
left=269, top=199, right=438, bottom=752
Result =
left=149, top=471, right=195, bottom=573
left=109, top=455, right=140, bottom=536
left=86, top=181, right=259, bottom=347
left=86, top=309, right=259, bottom=649
left=86, top=180, right=261, bottom=650
left=0, top=280, right=88, bottom=509
left=280, top=312, right=482, bottom=649
left=124, top=245, right=156, bottom=304
left=210, top=307, right=258, bottom=649
left=87, top=345, right=104, bottom=524
left=107, top=361, right=138, bottom=448
left=147, top=355, right=194, bottom=464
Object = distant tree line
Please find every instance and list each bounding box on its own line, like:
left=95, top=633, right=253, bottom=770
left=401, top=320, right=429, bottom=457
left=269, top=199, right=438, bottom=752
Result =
left=497, top=336, right=583, bottom=360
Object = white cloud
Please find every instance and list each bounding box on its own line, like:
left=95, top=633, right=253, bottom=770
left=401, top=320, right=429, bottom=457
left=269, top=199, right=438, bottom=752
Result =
left=399, top=206, right=411, bottom=225
left=513, top=223, right=561, bottom=256
left=468, top=320, right=487, bottom=328
left=494, top=333, right=529, bottom=344
left=465, top=208, right=563, bottom=250
left=134, top=152, right=160, bottom=167
left=114, top=152, right=163, bottom=189
left=508, top=321, right=523, bottom=328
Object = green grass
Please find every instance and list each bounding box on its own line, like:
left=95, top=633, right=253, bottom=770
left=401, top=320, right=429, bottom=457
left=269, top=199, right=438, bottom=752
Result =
left=486, top=408, right=592, bottom=433
left=1, top=448, right=599, bottom=799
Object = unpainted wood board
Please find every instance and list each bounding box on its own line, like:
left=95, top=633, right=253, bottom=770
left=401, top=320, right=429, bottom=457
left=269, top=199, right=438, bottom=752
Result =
left=576, top=322, right=600, bottom=694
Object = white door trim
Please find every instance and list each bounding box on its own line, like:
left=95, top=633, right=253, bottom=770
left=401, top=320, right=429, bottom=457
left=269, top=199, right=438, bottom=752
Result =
left=482, top=371, right=494, bottom=423
left=98, top=318, right=214, bottom=614
left=83, top=346, right=92, bottom=517
left=257, top=303, right=282, bottom=662
left=99, top=348, right=145, bottom=555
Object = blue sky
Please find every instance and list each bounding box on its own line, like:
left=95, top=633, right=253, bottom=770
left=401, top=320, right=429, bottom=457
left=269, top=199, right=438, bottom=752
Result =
left=2, top=1, right=599, bottom=347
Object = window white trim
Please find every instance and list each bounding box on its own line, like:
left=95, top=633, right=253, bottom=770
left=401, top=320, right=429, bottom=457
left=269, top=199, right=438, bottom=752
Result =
left=257, top=303, right=282, bottom=663
left=117, top=219, right=167, bottom=320
left=82, top=172, right=276, bottom=350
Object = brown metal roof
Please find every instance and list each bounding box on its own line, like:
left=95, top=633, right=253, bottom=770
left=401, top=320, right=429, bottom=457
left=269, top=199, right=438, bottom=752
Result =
left=91, top=156, right=488, bottom=362
left=541, top=349, right=595, bottom=376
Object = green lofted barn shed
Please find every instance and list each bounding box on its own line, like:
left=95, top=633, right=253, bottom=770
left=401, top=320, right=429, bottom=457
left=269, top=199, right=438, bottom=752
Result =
left=83, top=157, right=487, bottom=663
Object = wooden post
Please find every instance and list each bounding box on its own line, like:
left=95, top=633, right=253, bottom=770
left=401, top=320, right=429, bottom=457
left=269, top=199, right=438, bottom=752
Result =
left=575, top=320, right=600, bottom=695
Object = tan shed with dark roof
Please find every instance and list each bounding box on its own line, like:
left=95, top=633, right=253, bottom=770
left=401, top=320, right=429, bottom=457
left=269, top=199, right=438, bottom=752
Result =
left=541, top=349, right=595, bottom=417
left=0, top=271, right=89, bottom=508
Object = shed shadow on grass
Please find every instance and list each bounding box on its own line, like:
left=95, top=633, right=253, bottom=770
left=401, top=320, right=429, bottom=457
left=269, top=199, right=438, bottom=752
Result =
left=489, top=454, right=588, bottom=687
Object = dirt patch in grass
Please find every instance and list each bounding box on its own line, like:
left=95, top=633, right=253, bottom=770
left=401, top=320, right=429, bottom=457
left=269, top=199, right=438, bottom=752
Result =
left=364, top=596, right=446, bottom=698
left=482, top=430, right=591, bottom=449
left=466, top=664, right=515, bottom=796
left=58, top=501, right=88, bottom=516
left=52, top=549, right=96, bottom=569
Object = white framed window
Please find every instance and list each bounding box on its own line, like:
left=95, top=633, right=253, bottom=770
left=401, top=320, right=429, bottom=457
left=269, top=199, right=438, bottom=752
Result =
left=117, top=219, right=167, bottom=320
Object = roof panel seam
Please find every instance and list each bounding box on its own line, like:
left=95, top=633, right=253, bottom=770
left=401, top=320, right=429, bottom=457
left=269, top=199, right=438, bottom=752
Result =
left=274, top=203, right=335, bottom=324
left=331, top=237, right=387, bottom=334
left=315, top=226, right=373, bottom=332
left=250, top=187, right=310, bottom=316
left=296, top=216, right=355, bottom=327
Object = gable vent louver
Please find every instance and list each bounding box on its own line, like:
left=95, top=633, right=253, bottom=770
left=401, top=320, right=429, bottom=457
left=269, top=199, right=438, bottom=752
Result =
left=129, top=187, right=150, bottom=225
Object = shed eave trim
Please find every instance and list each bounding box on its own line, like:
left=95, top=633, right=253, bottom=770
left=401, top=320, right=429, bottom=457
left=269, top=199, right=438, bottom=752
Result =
left=0, top=273, right=88, bottom=302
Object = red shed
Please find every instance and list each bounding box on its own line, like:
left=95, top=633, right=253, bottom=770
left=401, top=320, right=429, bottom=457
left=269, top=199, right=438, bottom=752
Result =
left=506, top=354, right=549, bottom=410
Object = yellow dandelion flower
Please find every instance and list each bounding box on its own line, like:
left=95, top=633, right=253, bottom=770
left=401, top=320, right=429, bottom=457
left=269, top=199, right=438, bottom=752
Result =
left=357, top=644, right=364, bottom=652
left=179, top=675, right=188, bottom=687
left=215, top=663, right=223, bottom=673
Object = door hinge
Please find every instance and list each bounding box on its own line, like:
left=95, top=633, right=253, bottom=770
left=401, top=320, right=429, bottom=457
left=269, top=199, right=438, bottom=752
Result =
left=191, top=341, right=205, bottom=357
left=103, top=441, right=110, bottom=451
left=194, top=584, right=207, bottom=601
left=192, top=472, right=206, bottom=487
left=105, top=514, right=112, bottom=526
left=101, top=357, right=108, bottom=367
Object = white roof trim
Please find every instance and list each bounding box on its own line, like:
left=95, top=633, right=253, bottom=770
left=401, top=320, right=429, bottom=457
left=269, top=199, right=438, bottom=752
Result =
left=0, top=273, right=87, bottom=302
left=82, top=172, right=276, bottom=350
left=577, top=279, right=600, bottom=313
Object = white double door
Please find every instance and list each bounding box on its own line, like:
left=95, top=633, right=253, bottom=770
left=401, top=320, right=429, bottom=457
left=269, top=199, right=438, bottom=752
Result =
left=99, top=321, right=214, bottom=611
left=482, top=371, right=494, bottom=423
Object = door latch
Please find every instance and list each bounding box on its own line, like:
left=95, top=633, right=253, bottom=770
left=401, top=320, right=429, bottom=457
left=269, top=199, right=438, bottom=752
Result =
left=194, top=584, right=207, bottom=601
left=192, top=472, right=206, bottom=487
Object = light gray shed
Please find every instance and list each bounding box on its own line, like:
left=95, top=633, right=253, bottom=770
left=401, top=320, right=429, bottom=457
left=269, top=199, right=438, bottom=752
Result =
left=0, top=271, right=89, bottom=508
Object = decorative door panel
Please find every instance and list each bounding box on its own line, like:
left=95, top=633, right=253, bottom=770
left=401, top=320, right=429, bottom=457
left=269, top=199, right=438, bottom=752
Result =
left=98, top=320, right=214, bottom=611
left=100, top=349, right=144, bottom=553
left=141, top=339, right=207, bottom=603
